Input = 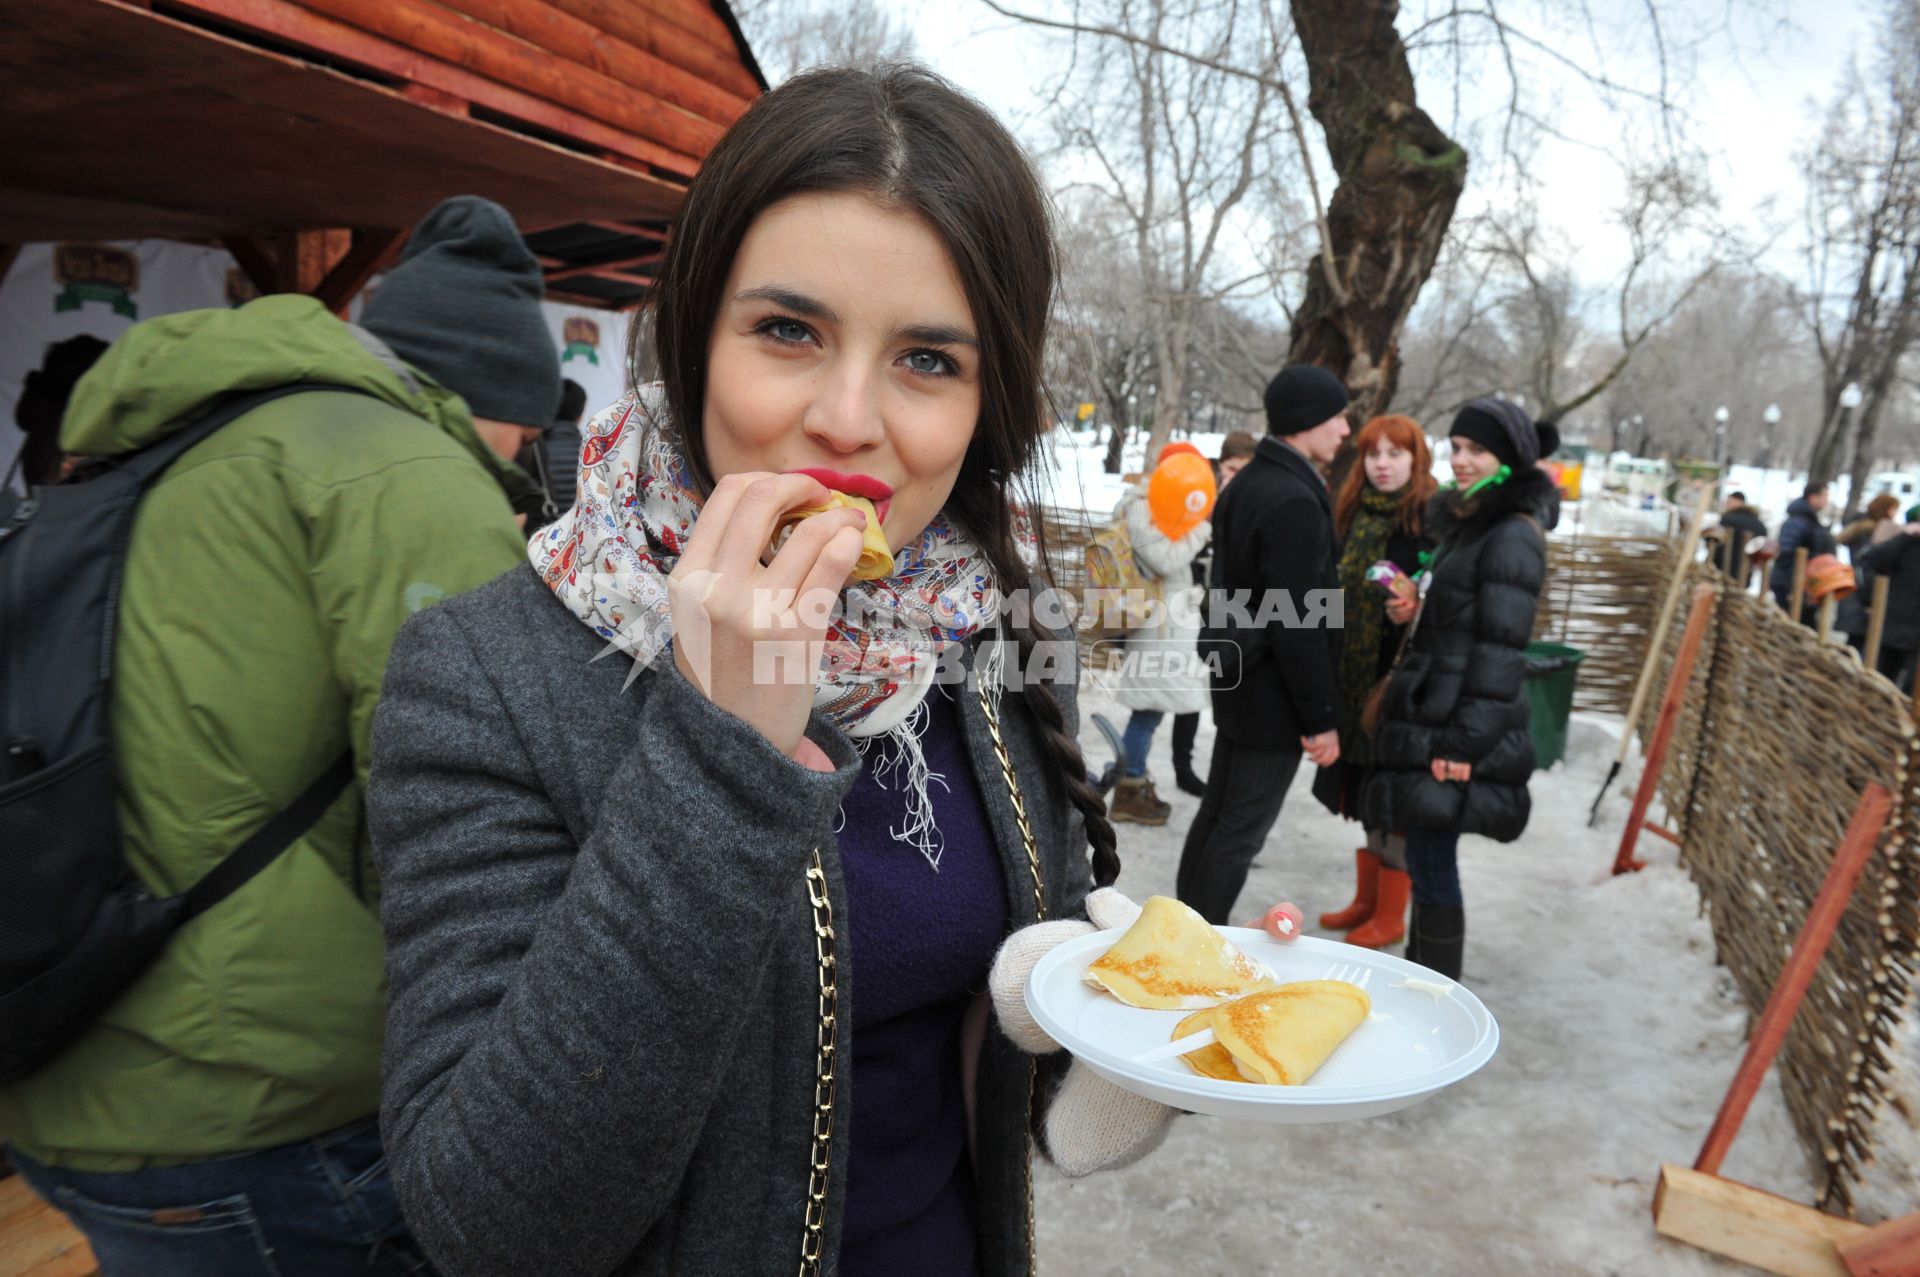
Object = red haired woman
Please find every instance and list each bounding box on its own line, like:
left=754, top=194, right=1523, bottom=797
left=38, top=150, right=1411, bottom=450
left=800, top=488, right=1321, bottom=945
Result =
left=1313, top=415, right=1435, bottom=947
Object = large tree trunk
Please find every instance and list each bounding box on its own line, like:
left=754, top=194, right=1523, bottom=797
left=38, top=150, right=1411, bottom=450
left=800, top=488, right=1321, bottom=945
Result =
left=1288, top=0, right=1468, bottom=421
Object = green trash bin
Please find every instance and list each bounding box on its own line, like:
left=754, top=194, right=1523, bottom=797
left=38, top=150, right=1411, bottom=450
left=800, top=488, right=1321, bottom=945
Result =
left=1524, top=641, right=1585, bottom=769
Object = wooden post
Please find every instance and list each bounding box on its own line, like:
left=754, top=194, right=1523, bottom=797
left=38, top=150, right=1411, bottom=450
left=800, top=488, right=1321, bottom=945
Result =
left=1612, top=583, right=1718, bottom=875
left=1654, top=1166, right=1865, bottom=1277
left=1623, top=484, right=1714, bottom=742
left=1818, top=596, right=1838, bottom=645
left=1693, top=782, right=1893, bottom=1174
left=1789, top=547, right=1810, bottom=621
left=1864, top=575, right=1890, bottom=672
left=311, top=228, right=407, bottom=315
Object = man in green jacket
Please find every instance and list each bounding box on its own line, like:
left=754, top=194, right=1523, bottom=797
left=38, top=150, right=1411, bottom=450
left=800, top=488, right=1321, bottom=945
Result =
left=2, top=196, right=560, bottom=1276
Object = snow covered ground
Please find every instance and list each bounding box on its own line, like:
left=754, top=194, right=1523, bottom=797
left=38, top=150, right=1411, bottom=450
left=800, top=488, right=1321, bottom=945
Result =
left=1034, top=691, right=1834, bottom=1276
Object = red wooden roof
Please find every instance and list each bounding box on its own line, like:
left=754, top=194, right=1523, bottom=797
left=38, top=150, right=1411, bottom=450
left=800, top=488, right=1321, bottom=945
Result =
left=0, top=0, right=767, bottom=308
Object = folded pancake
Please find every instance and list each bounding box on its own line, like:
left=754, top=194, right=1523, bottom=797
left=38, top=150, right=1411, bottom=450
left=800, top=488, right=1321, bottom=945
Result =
left=1083, top=895, right=1278, bottom=1010
left=1209, top=981, right=1370, bottom=1086
left=774, top=492, right=893, bottom=580
left=1171, top=1007, right=1244, bottom=1082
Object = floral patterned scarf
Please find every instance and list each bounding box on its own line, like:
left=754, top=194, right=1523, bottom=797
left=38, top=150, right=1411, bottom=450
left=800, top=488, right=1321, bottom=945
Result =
left=529, top=386, right=1013, bottom=868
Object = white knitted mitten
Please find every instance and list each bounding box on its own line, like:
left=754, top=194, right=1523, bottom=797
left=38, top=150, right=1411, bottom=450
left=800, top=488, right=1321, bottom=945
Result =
left=988, top=919, right=1093, bottom=1053
left=1044, top=1059, right=1177, bottom=1177
left=987, top=888, right=1144, bottom=1053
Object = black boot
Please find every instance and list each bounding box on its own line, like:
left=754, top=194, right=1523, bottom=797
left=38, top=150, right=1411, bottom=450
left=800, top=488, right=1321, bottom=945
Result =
left=1411, top=902, right=1465, bottom=980
left=1403, top=903, right=1422, bottom=966
left=1171, top=712, right=1205, bottom=796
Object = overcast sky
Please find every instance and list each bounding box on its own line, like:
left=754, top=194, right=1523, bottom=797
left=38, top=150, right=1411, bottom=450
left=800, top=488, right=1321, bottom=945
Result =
left=875, top=0, right=1881, bottom=292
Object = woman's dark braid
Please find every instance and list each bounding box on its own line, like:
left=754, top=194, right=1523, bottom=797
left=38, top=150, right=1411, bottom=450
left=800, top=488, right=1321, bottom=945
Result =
left=977, top=513, right=1122, bottom=889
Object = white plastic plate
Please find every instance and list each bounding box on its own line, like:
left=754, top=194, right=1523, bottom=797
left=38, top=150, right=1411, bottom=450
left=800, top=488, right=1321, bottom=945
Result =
left=1025, top=928, right=1499, bottom=1124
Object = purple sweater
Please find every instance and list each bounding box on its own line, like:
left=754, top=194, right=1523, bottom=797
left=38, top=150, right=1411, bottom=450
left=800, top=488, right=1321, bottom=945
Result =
left=836, top=681, right=1011, bottom=1276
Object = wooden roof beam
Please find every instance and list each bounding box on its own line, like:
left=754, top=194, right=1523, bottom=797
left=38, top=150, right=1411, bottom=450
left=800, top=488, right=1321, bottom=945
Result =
left=544, top=252, right=664, bottom=283
left=313, top=227, right=407, bottom=312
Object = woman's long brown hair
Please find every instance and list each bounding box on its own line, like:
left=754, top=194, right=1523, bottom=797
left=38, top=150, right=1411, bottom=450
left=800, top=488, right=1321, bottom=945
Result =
left=641, top=64, right=1119, bottom=887
left=1332, top=415, right=1438, bottom=540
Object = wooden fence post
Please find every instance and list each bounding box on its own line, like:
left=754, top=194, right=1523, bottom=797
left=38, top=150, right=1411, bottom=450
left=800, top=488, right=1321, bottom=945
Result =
left=1693, top=783, right=1894, bottom=1174
left=1789, top=547, right=1810, bottom=621
left=1864, top=575, right=1890, bottom=672
left=1612, top=583, right=1718, bottom=875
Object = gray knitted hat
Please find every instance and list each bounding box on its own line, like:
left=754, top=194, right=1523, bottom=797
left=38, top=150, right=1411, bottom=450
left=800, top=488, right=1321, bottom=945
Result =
left=362, top=196, right=561, bottom=429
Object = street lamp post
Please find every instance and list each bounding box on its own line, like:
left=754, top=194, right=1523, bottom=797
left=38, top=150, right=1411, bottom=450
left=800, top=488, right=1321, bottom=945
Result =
left=1761, top=402, right=1781, bottom=472
left=1714, top=405, right=1730, bottom=475
left=1838, top=382, right=1865, bottom=505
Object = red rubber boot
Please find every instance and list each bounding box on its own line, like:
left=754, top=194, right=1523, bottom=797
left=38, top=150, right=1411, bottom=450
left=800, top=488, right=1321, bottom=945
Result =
left=1317, top=849, right=1380, bottom=930
left=1346, top=868, right=1412, bottom=949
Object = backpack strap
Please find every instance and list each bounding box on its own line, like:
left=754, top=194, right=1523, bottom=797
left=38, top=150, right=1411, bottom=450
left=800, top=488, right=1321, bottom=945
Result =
left=122, top=384, right=375, bottom=922
left=176, top=751, right=356, bottom=925
left=116, top=382, right=373, bottom=485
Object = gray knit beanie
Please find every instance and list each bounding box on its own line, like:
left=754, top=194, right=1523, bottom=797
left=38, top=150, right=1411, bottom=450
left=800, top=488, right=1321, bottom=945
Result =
left=361, top=196, right=560, bottom=429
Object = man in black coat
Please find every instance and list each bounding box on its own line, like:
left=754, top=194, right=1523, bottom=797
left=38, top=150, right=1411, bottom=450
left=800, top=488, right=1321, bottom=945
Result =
left=1770, top=481, right=1835, bottom=618
left=1176, top=365, right=1349, bottom=924
left=1711, top=491, right=1768, bottom=586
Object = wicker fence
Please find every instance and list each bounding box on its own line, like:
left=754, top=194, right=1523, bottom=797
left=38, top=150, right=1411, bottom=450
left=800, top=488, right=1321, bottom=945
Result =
left=1531, top=535, right=1677, bottom=714
left=1632, top=565, right=1920, bottom=1212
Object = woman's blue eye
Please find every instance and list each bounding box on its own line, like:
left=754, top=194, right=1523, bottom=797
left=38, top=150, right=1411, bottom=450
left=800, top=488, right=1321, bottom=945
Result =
left=904, top=349, right=955, bottom=376
left=764, top=319, right=812, bottom=344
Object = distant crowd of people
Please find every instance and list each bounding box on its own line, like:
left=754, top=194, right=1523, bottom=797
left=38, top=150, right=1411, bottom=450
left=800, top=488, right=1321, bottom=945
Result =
left=1096, top=371, right=1559, bottom=976
left=1710, top=479, right=1920, bottom=688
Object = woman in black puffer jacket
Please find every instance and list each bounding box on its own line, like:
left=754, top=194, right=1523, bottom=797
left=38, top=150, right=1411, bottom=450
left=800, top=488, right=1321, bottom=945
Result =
left=1361, top=398, right=1559, bottom=979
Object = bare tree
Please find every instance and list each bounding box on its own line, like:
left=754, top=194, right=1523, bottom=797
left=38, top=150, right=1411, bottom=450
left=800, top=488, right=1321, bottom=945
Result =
left=1475, top=161, right=1729, bottom=422
left=982, top=0, right=1748, bottom=423
left=1286, top=0, right=1466, bottom=419
left=1053, top=190, right=1285, bottom=471
left=732, top=0, right=916, bottom=83
left=1031, top=0, right=1287, bottom=464
left=1801, top=0, right=1920, bottom=513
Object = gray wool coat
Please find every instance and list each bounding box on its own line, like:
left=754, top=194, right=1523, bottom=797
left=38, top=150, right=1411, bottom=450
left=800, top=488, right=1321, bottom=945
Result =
left=366, top=564, right=1092, bottom=1277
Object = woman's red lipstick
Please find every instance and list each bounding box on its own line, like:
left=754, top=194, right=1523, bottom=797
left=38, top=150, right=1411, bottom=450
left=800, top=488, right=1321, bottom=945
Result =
left=788, top=469, right=893, bottom=521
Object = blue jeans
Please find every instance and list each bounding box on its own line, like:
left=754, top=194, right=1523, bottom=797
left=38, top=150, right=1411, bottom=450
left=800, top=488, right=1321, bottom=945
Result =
left=1405, top=826, right=1463, bottom=906
left=8, top=1119, right=437, bottom=1277
left=1121, top=709, right=1164, bottom=777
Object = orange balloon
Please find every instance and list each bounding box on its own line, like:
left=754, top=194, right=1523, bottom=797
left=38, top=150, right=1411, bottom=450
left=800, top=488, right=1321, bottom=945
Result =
left=1148, top=452, right=1217, bottom=539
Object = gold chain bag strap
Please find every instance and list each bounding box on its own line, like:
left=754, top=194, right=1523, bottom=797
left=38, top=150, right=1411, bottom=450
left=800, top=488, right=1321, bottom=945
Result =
left=975, top=674, right=1045, bottom=1277
left=796, top=673, right=1045, bottom=1277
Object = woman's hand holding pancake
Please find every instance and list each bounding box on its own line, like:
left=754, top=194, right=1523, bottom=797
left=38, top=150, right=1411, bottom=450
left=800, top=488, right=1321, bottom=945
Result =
left=669, top=472, right=868, bottom=759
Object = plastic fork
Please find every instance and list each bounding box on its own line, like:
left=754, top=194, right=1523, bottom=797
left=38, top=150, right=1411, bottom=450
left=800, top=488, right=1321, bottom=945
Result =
left=1129, top=962, right=1372, bottom=1064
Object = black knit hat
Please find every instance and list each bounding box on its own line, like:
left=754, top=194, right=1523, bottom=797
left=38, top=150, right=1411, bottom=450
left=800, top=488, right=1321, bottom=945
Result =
left=362, top=196, right=561, bottom=429
left=1449, top=397, right=1560, bottom=469
left=1262, top=364, right=1349, bottom=436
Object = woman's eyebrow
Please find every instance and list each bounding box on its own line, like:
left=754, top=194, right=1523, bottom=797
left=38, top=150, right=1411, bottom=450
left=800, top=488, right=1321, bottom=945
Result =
left=734, top=285, right=840, bottom=323
left=894, top=323, right=979, bottom=349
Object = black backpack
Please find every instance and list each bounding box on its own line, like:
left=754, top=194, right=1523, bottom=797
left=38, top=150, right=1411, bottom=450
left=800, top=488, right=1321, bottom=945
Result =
left=0, top=384, right=358, bottom=1082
